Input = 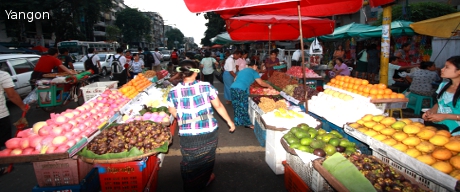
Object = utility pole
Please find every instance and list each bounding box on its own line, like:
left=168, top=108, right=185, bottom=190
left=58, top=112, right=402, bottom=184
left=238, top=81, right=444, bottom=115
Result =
left=379, top=5, right=392, bottom=85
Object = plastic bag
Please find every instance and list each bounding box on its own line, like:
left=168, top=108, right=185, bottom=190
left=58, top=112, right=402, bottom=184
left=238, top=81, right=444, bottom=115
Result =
left=309, top=38, right=323, bottom=55
left=23, top=88, right=38, bottom=104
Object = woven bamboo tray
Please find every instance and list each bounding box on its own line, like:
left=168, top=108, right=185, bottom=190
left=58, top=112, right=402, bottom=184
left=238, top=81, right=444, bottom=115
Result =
left=43, top=72, right=74, bottom=78
left=79, top=137, right=172, bottom=164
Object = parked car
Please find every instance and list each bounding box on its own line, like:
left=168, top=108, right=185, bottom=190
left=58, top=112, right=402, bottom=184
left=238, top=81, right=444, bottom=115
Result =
left=73, top=53, right=114, bottom=76
left=0, top=54, right=41, bottom=97
left=161, top=50, right=171, bottom=61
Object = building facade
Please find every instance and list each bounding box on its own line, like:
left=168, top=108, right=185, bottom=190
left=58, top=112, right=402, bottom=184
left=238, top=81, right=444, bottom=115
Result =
left=142, top=12, right=164, bottom=48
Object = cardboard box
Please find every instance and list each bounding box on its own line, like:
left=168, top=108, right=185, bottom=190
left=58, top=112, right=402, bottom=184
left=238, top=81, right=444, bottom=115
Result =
left=33, top=158, right=94, bottom=187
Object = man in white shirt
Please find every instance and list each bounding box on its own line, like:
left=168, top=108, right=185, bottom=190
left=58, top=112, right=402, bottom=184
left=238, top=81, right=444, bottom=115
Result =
left=152, top=48, right=163, bottom=71
left=223, top=50, right=241, bottom=104
left=81, top=48, right=101, bottom=81
left=109, top=48, right=127, bottom=74
left=388, top=56, right=417, bottom=92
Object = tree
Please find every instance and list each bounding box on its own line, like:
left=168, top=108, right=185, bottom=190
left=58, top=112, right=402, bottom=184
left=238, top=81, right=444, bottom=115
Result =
left=165, top=28, right=185, bottom=50
left=106, top=25, right=121, bottom=42
left=374, top=2, right=457, bottom=25
left=115, top=8, right=151, bottom=44
left=200, top=12, right=226, bottom=46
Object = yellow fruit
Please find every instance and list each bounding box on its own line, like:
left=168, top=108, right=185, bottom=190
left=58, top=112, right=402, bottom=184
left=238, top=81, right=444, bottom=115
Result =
left=411, top=122, right=425, bottom=128
left=372, top=124, right=386, bottom=132
left=380, top=117, right=396, bottom=126
left=449, top=169, right=460, bottom=177
left=364, top=130, right=379, bottom=137
left=356, top=119, right=365, bottom=125
left=403, top=124, right=421, bottom=134
left=399, top=118, right=413, bottom=125
left=436, top=130, right=452, bottom=138
left=372, top=134, right=387, bottom=141
left=372, top=115, right=385, bottom=123
left=431, top=161, right=453, bottom=174
left=417, top=129, right=436, bottom=140
left=432, top=148, right=453, bottom=160
left=402, top=136, right=421, bottom=146
left=391, top=121, right=406, bottom=130
left=382, top=138, right=398, bottom=146
left=449, top=156, right=460, bottom=169
left=357, top=127, right=369, bottom=133
left=445, top=140, right=460, bottom=152
left=393, top=143, right=409, bottom=152
left=406, top=148, right=422, bottom=158
left=416, top=155, right=437, bottom=165
left=424, top=126, right=438, bottom=131
left=380, top=128, right=396, bottom=136
left=348, top=123, right=362, bottom=129
left=361, top=114, right=374, bottom=122
left=416, top=141, right=436, bottom=153
left=392, top=132, right=408, bottom=142
left=430, top=135, right=450, bottom=146
left=363, top=121, right=377, bottom=128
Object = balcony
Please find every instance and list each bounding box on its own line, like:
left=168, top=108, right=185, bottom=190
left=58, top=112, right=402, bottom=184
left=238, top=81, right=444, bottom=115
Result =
left=93, top=31, right=106, bottom=36
left=95, top=21, right=106, bottom=27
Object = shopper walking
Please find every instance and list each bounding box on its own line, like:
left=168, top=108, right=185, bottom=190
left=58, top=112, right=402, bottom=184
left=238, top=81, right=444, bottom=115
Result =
left=223, top=50, right=241, bottom=104
left=166, top=60, right=235, bottom=192
left=152, top=48, right=163, bottom=71
left=231, top=61, right=272, bottom=128
left=200, top=51, right=218, bottom=85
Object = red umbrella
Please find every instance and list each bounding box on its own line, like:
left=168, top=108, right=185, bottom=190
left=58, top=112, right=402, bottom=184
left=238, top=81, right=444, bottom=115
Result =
left=226, top=15, right=334, bottom=41
left=184, top=0, right=362, bottom=19
left=31, top=46, right=48, bottom=52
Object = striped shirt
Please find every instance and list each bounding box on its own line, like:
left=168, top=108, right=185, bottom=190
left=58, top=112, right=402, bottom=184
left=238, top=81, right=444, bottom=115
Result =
left=0, top=71, right=15, bottom=118
left=167, top=80, right=219, bottom=136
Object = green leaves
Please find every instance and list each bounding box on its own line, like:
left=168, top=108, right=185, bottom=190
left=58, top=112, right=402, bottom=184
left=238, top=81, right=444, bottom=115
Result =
left=115, top=8, right=152, bottom=43
left=374, top=2, right=457, bottom=25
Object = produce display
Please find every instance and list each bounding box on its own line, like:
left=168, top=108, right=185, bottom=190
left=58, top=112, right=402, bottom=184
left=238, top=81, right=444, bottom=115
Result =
left=345, top=153, right=428, bottom=192
left=251, top=95, right=282, bottom=104
left=282, top=124, right=357, bottom=156
left=0, top=89, right=130, bottom=156
left=286, top=66, right=321, bottom=78
left=326, top=75, right=406, bottom=100
left=267, top=71, right=298, bottom=89
left=143, top=70, right=157, bottom=78
left=308, top=89, right=382, bottom=126
left=257, top=97, right=288, bottom=113
left=119, top=74, right=153, bottom=99
left=249, top=87, right=280, bottom=95
left=156, top=70, right=169, bottom=80
left=86, top=120, right=170, bottom=154
left=261, top=110, right=321, bottom=129
left=122, top=106, right=170, bottom=124
left=349, top=114, right=460, bottom=177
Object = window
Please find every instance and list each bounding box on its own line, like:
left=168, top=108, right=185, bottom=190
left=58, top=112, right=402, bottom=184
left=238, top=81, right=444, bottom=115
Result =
left=9, top=59, right=34, bottom=75
left=27, top=57, right=40, bottom=66
left=0, top=61, right=12, bottom=75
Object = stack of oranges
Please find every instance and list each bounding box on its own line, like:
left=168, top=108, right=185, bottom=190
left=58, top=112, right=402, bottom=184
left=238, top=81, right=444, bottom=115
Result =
left=326, top=75, right=406, bottom=100
left=119, top=74, right=152, bottom=99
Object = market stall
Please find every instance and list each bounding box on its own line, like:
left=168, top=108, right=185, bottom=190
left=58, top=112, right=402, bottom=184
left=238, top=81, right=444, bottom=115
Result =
left=0, top=69, right=177, bottom=191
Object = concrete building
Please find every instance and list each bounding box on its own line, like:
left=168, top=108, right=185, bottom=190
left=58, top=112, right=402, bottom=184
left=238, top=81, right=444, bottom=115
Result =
left=142, top=12, right=164, bottom=48
left=94, top=0, right=129, bottom=41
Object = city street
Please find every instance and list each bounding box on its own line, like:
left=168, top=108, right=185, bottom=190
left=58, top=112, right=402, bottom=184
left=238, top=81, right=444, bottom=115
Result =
left=0, top=61, right=286, bottom=192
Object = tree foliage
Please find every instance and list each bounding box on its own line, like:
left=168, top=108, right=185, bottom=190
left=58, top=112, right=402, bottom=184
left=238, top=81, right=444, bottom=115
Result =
left=106, top=25, right=121, bottom=42
left=200, top=12, right=226, bottom=46
left=115, top=8, right=151, bottom=44
left=165, top=28, right=185, bottom=49
left=374, top=2, right=457, bottom=25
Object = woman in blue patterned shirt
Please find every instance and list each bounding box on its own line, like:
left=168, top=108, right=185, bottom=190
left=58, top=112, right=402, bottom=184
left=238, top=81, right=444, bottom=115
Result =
left=167, top=60, right=235, bottom=191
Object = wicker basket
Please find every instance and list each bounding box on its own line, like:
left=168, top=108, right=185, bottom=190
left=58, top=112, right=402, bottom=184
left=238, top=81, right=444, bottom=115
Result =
left=43, top=72, right=74, bottom=78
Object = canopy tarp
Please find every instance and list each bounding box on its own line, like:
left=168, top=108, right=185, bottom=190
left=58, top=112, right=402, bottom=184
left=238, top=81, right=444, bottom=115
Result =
left=0, top=45, right=24, bottom=53
left=410, top=12, right=460, bottom=38
left=318, top=22, right=377, bottom=41
left=226, top=15, right=334, bottom=41
left=211, top=32, right=252, bottom=44
left=358, top=20, right=415, bottom=38
left=184, top=0, right=362, bottom=19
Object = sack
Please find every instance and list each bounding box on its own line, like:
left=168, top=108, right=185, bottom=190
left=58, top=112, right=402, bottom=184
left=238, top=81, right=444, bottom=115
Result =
left=84, top=54, right=99, bottom=74
left=171, top=51, right=178, bottom=59
left=145, top=52, right=154, bottom=67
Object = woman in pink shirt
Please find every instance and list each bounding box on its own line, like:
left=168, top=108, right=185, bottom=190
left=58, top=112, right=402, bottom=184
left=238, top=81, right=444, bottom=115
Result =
left=236, top=51, right=248, bottom=73
left=329, top=58, right=350, bottom=77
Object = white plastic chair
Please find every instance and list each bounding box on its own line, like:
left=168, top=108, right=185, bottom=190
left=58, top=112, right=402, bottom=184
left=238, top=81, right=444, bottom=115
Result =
left=348, top=67, right=353, bottom=72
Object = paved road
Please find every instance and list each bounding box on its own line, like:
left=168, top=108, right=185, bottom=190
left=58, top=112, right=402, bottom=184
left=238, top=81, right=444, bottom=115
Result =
left=0, top=62, right=286, bottom=192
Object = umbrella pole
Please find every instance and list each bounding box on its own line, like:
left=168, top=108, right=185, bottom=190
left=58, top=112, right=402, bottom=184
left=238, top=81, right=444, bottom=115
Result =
left=297, top=2, right=308, bottom=112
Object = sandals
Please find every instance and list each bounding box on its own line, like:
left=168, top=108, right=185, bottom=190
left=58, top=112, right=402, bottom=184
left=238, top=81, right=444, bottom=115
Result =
left=206, top=173, right=215, bottom=186
left=244, top=125, right=254, bottom=129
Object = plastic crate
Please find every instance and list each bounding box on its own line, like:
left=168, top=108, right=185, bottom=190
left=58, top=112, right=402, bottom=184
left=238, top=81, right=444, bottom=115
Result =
left=32, top=168, right=101, bottom=192
left=143, top=157, right=161, bottom=192
left=265, top=129, right=286, bottom=175
left=95, top=156, right=158, bottom=192
left=286, top=152, right=334, bottom=192
left=248, top=106, right=256, bottom=125
left=321, top=120, right=372, bottom=155
left=80, top=81, right=118, bottom=102
left=33, top=158, right=94, bottom=187
left=254, top=112, right=266, bottom=147
left=282, top=161, right=310, bottom=192
left=373, top=151, right=450, bottom=192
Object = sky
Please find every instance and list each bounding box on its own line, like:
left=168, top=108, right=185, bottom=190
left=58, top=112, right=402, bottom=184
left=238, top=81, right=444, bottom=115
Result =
left=124, top=0, right=207, bottom=46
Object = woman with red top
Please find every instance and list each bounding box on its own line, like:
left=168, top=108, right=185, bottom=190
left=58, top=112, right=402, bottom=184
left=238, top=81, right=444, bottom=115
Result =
left=30, top=48, right=76, bottom=89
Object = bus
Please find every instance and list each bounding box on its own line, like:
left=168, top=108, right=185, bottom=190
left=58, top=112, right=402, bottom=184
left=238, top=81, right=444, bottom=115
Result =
left=57, top=40, right=120, bottom=59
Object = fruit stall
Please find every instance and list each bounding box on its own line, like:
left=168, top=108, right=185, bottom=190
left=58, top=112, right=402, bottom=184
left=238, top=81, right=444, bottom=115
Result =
left=247, top=69, right=460, bottom=191
left=0, top=70, right=175, bottom=191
